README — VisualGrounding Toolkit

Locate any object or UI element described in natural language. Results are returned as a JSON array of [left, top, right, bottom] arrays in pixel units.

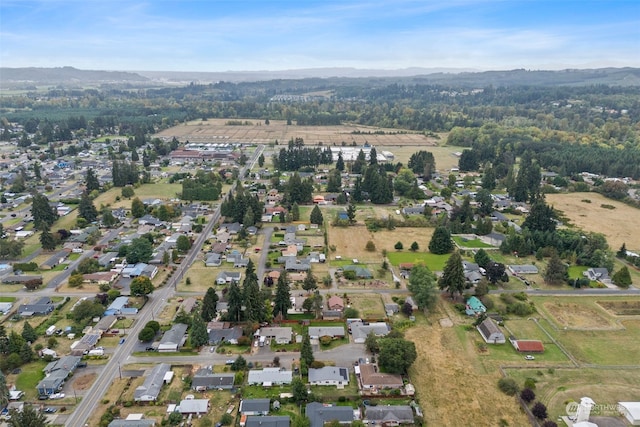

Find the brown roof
[[328, 296, 344, 309], [359, 364, 403, 388], [515, 340, 545, 353]]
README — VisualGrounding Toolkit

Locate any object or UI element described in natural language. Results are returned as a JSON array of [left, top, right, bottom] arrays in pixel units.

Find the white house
[[247, 368, 292, 386]]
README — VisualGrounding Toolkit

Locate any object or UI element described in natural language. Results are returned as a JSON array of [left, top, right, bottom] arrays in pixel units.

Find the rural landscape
[[0, 63, 639, 427]]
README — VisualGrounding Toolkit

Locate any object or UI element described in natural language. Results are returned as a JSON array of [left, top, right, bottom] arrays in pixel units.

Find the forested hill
[[2, 66, 640, 88], [0, 66, 149, 86]]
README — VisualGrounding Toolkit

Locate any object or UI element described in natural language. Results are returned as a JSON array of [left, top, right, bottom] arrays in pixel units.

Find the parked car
[[524, 355, 535, 360], [146, 347, 156, 352], [49, 393, 65, 400], [38, 395, 49, 400], [119, 338, 125, 345], [44, 407, 57, 413], [225, 359, 235, 365], [77, 362, 88, 368]]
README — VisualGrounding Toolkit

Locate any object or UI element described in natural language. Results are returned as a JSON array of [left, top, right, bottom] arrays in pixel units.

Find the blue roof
[[465, 296, 486, 316]]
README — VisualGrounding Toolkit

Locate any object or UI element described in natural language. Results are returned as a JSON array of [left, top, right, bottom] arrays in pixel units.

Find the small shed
[[477, 318, 505, 344]]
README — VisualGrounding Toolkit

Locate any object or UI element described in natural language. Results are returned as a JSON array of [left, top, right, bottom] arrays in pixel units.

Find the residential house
[[508, 265, 539, 275], [179, 297, 197, 314], [357, 364, 403, 392], [138, 214, 164, 227], [308, 367, 349, 386], [216, 271, 242, 285], [18, 296, 54, 317], [134, 364, 172, 402], [365, 406, 414, 426], [240, 398, 270, 415], [327, 296, 344, 311], [122, 263, 158, 279], [108, 419, 156, 427], [384, 303, 399, 316], [205, 253, 222, 267], [82, 271, 119, 286], [404, 296, 418, 311], [192, 368, 235, 391], [343, 265, 372, 279], [322, 310, 342, 320], [257, 327, 292, 344], [177, 398, 209, 415], [158, 323, 188, 352], [284, 258, 311, 272], [98, 252, 119, 267], [208, 326, 243, 345], [220, 222, 242, 235], [94, 315, 118, 333], [104, 296, 131, 316], [402, 206, 424, 215], [583, 268, 611, 284], [465, 296, 486, 316], [36, 355, 81, 395], [350, 322, 390, 344], [477, 318, 506, 344], [247, 368, 293, 386], [40, 249, 71, 270], [306, 402, 355, 427], [308, 326, 345, 340], [245, 416, 290, 427]]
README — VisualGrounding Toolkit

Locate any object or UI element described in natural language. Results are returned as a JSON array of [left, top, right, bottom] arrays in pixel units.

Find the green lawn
[[0, 296, 16, 302], [452, 236, 494, 248], [387, 252, 450, 271], [567, 265, 589, 279], [14, 360, 47, 399]]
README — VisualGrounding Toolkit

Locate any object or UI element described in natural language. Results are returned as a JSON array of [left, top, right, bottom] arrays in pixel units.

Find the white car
[[524, 355, 535, 360], [49, 393, 65, 399]]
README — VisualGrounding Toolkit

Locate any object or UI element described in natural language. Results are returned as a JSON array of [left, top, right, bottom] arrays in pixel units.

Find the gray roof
[[306, 402, 354, 427], [308, 366, 349, 383], [108, 420, 156, 427], [134, 363, 171, 401], [247, 368, 293, 385], [365, 406, 414, 423], [350, 322, 390, 341], [308, 326, 345, 338], [245, 416, 290, 427], [178, 398, 209, 414], [159, 323, 188, 347], [208, 326, 243, 345], [508, 264, 539, 274], [240, 398, 271, 414], [192, 368, 235, 390]]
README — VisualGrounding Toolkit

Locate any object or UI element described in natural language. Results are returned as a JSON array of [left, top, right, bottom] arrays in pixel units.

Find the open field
[[156, 119, 438, 147], [547, 192, 640, 250], [387, 251, 450, 271], [506, 367, 640, 420], [405, 305, 530, 427], [531, 296, 640, 365], [347, 293, 386, 319]]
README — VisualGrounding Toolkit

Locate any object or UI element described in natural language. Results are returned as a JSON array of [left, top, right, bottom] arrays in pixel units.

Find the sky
[[1, 0, 639, 72]]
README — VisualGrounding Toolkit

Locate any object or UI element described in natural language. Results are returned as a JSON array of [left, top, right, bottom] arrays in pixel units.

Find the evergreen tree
[[326, 169, 342, 193], [474, 249, 491, 268], [428, 227, 453, 254], [85, 167, 100, 192], [131, 149, 139, 162], [227, 281, 244, 322], [612, 266, 632, 288], [347, 203, 357, 224], [19, 342, 33, 363], [31, 194, 58, 230], [78, 191, 98, 223], [300, 333, 314, 366], [101, 209, 118, 228], [544, 249, 567, 285], [475, 188, 494, 216], [258, 153, 265, 167], [0, 371, 8, 409], [273, 272, 292, 319], [190, 311, 209, 348], [302, 270, 318, 292], [369, 147, 378, 165], [243, 260, 265, 323], [617, 243, 627, 258], [523, 198, 556, 232], [336, 152, 345, 172], [39, 225, 56, 251], [310, 205, 324, 225], [406, 264, 438, 312], [131, 197, 146, 218], [201, 287, 219, 322], [291, 203, 300, 221], [439, 251, 466, 297], [21, 322, 37, 343], [7, 403, 50, 427], [410, 241, 419, 252], [33, 162, 41, 181]]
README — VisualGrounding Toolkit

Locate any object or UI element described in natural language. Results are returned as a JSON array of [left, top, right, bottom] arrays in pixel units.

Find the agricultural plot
[[505, 367, 640, 421], [546, 192, 640, 250]]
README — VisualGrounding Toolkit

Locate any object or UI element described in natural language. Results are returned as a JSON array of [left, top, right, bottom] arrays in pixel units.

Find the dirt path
[[406, 302, 529, 427]]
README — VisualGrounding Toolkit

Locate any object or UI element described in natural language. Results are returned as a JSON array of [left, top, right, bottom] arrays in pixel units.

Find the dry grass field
[[405, 304, 530, 427], [156, 119, 438, 147], [546, 192, 640, 250], [347, 293, 386, 319], [542, 301, 619, 330]]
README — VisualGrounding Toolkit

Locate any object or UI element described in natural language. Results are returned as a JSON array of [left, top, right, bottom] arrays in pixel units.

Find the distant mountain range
[[2, 66, 640, 87]]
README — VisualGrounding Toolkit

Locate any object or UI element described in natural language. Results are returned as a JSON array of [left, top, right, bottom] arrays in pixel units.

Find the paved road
[[65, 145, 264, 427]]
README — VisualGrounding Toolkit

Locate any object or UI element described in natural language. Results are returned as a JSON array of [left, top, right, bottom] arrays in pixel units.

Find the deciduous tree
[[130, 276, 154, 296], [378, 338, 417, 374], [131, 197, 146, 218], [407, 264, 438, 312]]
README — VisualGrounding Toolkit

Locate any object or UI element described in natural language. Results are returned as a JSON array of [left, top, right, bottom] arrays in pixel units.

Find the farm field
[[546, 192, 640, 250], [405, 305, 530, 427], [506, 367, 640, 420], [156, 119, 439, 147], [387, 251, 450, 271], [531, 296, 640, 365]]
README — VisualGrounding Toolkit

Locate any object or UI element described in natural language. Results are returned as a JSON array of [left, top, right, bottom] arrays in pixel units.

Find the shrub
[[319, 336, 333, 346], [365, 241, 376, 252], [237, 335, 251, 346], [532, 402, 548, 420], [524, 378, 537, 390], [497, 378, 519, 396], [221, 413, 234, 425], [309, 361, 325, 369], [520, 388, 536, 403]]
